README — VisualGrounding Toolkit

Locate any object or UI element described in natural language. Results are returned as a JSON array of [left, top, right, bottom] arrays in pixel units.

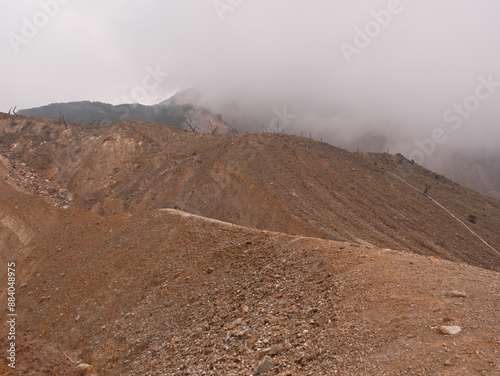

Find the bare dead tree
[[8, 107, 11, 115], [89, 115, 105, 126], [209, 120, 218, 135], [185, 115, 199, 133], [273, 120, 284, 135], [59, 111, 68, 130], [423, 184, 432, 196]]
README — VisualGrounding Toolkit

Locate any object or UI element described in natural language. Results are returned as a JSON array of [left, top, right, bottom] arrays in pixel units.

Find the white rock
[[76, 363, 95, 375], [439, 325, 462, 335], [447, 290, 467, 298]]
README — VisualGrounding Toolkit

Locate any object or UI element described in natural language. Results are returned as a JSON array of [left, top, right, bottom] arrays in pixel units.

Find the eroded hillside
[[0, 192, 498, 375], [0, 113, 498, 271]]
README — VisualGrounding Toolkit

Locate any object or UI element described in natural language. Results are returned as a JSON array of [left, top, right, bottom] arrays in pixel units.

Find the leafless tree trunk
[[209, 120, 218, 135], [89, 115, 104, 125], [185, 115, 199, 133], [59, 111, 68, 130]]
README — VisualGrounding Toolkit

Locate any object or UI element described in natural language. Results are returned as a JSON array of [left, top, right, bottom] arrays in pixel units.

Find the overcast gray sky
[[1, 0, 499, 157]]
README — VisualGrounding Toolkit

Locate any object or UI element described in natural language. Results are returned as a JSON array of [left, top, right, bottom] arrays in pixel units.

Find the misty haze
[[1, 1, 499, 375], [3, 0, 500, 198]]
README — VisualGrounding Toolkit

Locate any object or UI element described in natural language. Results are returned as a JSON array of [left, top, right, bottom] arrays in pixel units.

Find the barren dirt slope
[[0, 192, 498, 375], [1, 114, 498, 271]]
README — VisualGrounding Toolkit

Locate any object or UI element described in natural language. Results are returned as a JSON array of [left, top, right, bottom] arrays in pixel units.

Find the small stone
[[439, 325, 462, 335], [259, 344, 283, 357], [447, 290, 467, 298], [76, 363, 95, 375], [269, 344, 283, 355], [253, 356, 275, 375], [232, 328, 248, 337], [227, 318, 242, 330]]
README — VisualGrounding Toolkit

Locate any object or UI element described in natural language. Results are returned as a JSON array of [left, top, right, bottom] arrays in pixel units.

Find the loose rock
[[76, 363, 95, 375], [260, 344, 284, 357], [438, 325, 462, 335], [447, 290, 467, 298], [253, 356, 275, 375]]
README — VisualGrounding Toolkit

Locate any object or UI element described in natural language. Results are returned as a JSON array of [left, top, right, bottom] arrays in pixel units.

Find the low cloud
[[1, 0, 499, 159]]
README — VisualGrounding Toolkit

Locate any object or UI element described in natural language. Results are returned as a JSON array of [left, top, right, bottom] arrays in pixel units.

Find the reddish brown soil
[[0, 192, 498, 375], [0, 114, 498, 375], [0, 114, 498, 271]]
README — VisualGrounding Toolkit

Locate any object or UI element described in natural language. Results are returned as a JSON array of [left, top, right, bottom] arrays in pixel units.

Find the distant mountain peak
[[18, 93, 234, 135]]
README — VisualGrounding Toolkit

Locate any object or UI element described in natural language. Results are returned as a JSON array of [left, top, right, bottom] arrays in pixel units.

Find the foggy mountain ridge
[[17, 89, 500, 201], [18, 96, 233, 135], [4, 2, 499, 177], [19, 100, 190, 127]]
